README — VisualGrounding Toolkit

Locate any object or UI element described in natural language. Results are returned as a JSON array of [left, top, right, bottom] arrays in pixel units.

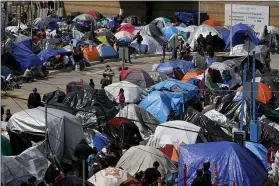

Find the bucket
[[75, 64, 80, 71]]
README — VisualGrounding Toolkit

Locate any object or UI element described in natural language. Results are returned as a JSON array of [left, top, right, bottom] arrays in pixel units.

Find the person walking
[[89, 79, 95, 89], [179, 38, 185, 59], [191, 169, 207, 186], [27, 88, 42, 109], [103, 65, 115, 84], [5, 109, 12, 122], [141, 161, 161, 186], [160, 43, 167, 63], [118, 88, 125, 109], [205, 32, 213, 52]]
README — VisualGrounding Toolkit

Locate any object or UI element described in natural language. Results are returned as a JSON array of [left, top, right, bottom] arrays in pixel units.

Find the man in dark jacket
[[27, 88, 42, 109], [191, 169, 207, 186], [1, 106, 4, 121], [197, 34, 206, 48], [203, 162, 213, 186], [141, 161, 161, 186], [134, 32, 143, 55], [206, 32, 213, 52]]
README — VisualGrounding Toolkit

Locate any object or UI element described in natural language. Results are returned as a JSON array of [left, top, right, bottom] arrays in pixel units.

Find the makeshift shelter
[[178, 142, 267, 186], [1, 66, 11, 79], [225, 23, 260, 50], [105, 20, 120, 29], [88, 167, 139, 186], [96, 44, 118, 59], [181, 69, 202, 82], [37, 17, 59, 31], [116, 104, 160, 139], [244, 141, 269, 169], [122, 15, 141, 25], [116, 145, 177, 176], [151, 17, 172, 29], [66, 81, 91, 94], [260, 117, 279, 148], [117, 23, 135, 34], [7, 108, 84, 163], [140, 24, 166, 45], [81, 45, 100, 61], [155, 60, 193, 75], [160, 144, 179, 163], [87, 10, 103, 21], [37, 48, 69, 62], [148, 71, 169, 83], [104, 81, 143, 103], [43, 90, 66, 104], [202, 19, 222, 27], [147, 120, 204, 149], [123, 69, 155, 89], [130, 35, 163, 54], [73, 13, 96, 24], [84, 129, 110, 152], [114, 31, 133, 42], [1, 145, 50, 186], [162, 26, 182, 41]]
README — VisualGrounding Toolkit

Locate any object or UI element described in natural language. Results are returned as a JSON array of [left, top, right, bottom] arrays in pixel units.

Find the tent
[[140, 24, 166, 45], [202, 19, 222, 27], [117, 23, 135, 34], [123, 69, 155, 89], [96, 44, 118, 59], [84, 129, 110, 152], [73, 13, 96, 23], [160, 144, 179, 162], [244, 141, 269, 169], [116, 145, 177, 176], [225, 23, 260, 50], [37, 48, 69, 62], [104, 81, 143, 104], [116, 104, 160, 139], [151, 17, 172, 29], [155, 60, 193, 75], [7, 108, 85, 163], [181, 69, 202, 82], [130, 35, 163, 54], [1, 144, 50, 186], [148, 71, 169, 84], [81, 45, 100, 61], [146, 120, 202, 149], [87, 10, 103, 21], [122, 15, 141, 25], [37, 17, 59, 31], [114, 31, 133, 42], [162, 26, 182, 41], [9, 36, 43, 70], [139, 91, 186, 123], [178, 142, 267, 186], [151, 78, 199, 101]]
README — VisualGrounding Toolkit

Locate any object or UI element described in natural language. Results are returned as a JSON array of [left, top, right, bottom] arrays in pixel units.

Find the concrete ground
[[1, 54, 279, 114]]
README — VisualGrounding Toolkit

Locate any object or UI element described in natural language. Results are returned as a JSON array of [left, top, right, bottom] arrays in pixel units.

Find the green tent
[[1, 135, 12, 156]]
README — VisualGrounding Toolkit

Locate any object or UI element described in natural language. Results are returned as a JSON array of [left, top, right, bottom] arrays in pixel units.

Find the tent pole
[[198, 0, 200, 26], [83, 159, 86, 186], [230, 3, 233, 50], [18, 2, 22, 35], [30, 1, 33, 51], [240, 63, 247, 131]]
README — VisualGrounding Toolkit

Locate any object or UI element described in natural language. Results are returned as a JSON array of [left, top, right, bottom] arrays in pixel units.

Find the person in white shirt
[[23, 67, 33, 82], [46, 29, 52, 40], [273, 149, 279, 186]]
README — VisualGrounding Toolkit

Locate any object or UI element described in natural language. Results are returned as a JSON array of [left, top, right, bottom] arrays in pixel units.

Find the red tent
[[117, 24, 135, 34], [120, 69, 133, 80]]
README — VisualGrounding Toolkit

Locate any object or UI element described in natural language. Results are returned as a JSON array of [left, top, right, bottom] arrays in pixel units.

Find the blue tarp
[[72, 39, 89, 47], [162, 26, 181, 41], [106, 20, 120, 29], [88, 133, 110, 152], [178, 141, 268, 186], [37, 48, 69, 62], [130, 43, 148, 53], [225, 24, 260, 50], [38, 19, 59, 31], [1, 66, 11, 79], [98, 45, 118, 58], [10, 40, 43, 70], [155, 60, 193, 74], [205, 56, 217, 66], [139, 90, 185, 123], [117, 37, 132, 43], [151, 78, 199, 101], [174, 12, 208, 25], [244, 141, 269, 169]]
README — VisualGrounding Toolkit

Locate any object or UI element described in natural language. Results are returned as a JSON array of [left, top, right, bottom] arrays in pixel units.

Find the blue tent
[[38, 17, 59, 31], [139, 90, 185, 123], [37, 48, 69, 62], [155, 60, 193, 74], [88, 133, 110, 152], [225, 24, 260, 50], [244, 141, 269, 169], [10, 39, 43, 70], [72, 39, 89, 48], [162, 26, 181, 41], [1, 66, 11, 79], [97, 44, 118, 59], [178, 141, 267, 186], [151, 78, 199, 101], [205, 56, 217, 66]]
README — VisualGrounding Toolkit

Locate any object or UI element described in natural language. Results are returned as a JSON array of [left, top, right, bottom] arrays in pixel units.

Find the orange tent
[[202, 19, 222, 27], [181, 69, 203, 82], [81, 46, 99, 61], [160, 144, 179, 162], [237, 82, 273, 104]]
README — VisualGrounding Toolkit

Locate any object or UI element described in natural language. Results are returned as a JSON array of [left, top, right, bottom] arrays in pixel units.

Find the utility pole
[[198, 0, 201, 26], [230, 3, 233, 50], [18, 1, 22, 35], [240, 63, 247, 131], [30, 1, 33, 51]]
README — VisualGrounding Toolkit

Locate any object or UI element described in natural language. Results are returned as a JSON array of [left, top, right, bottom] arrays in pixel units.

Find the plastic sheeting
[[244, 141, 269, 169], [259, 117, 279, 148], [151, 17, 172, 29], [84, 129, 110, 152], [104, 81, 143, 104], [178, 142, 267, 186], [116, 104, 160, 139], [130, 35, 163, 54], [204, 109, 229, 128], [1, 144, 50, 186], [155, 60, 193, 74], [37, 48, 69, 62], [43, 90, 66, 104], [116, 145, 177, 176], [140, 24, 166, 46], [162, 26, 182, 41], [147, 120, 201, 149], [7, 108, 84, 163], [96, 44, 118, 59]]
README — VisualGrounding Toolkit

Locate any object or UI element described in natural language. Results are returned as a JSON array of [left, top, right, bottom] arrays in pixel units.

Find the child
[[89, 79, 95, 89], [118, 88, 125, 109], [100, 74, 109, 88]]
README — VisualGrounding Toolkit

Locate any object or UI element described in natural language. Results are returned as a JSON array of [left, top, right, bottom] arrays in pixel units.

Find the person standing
[[27, 88, 42, 109], [134, 32, 143, 55], [100, 74, 109, 88], [103, 65, 115, 84], [118, 88, 125, 109], [273, 149, 279, 186], [206, 32, 213, 52], [244, 30, 250, 43], [1, 106, 4, 121], [160, 43, 167, 63], [203, 162, 213, 186], [89, 79, 95, 89], [191, 169, 207, 186], [179, 38, 185, 59], [141, 161, 161, 186], [5, 109, 12, 122]]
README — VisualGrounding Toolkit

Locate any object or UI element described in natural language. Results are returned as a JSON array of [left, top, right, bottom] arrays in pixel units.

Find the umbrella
[[73, 14, 96, 23], [236, 82, 273, 104], [117, 24, 135, 34], [88, 167, 139, 186]]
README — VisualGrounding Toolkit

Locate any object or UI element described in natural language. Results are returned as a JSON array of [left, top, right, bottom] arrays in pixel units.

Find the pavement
[[1, 54, 279, 114]]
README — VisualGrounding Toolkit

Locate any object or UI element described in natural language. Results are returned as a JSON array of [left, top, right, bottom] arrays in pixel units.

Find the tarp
[[151, 78, 199, 101], [1, 144, 50, 186], [225, 24, 260, 50], [260, 117, 279, 148], [104, 81, 143, 104], [155, 60, 193, 74], [116, 145, 177, 176], [116, 104, 160, 139], [1, 135, 12, 156], [202, 19, 222, 27], [174, 12, 208, 25], [151, 17, 172, 29], [114, 31, 133, 42], [140, 24, 166, 45], [84, 129, 110, 152], [7, 108, 84, 163], [130, 35, 163, 54], [178, 141, 267, 186], [124, 69, 155, 89], [37, 48, 69, 62], [96, 44, 118, 59], [139, 91, 185, 123], [162, 26, 182, 41], [38, 17, 59, 31], [147, 120, 201, 149], [244, 141, 269, 169], [148, 71, 169, 84]]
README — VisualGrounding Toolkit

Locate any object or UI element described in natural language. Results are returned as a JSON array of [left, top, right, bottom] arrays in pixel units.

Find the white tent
[[116, 145, 177, 176], [7, 108, 84, 163], [116, 104, 160, 139], [146, 120, 202, 149], [131, 35, 163, 54], [189, 25, 221, 49], [73, 13, 96, 23], [104, 81, 143, 104]]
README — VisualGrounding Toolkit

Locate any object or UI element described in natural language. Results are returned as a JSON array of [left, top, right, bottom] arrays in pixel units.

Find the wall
[[200, 1, 279, 27]]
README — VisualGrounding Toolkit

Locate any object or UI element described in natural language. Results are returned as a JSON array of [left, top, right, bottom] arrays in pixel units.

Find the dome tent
[[130, 35, 163, 54], [96, 44, 118, 59]]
